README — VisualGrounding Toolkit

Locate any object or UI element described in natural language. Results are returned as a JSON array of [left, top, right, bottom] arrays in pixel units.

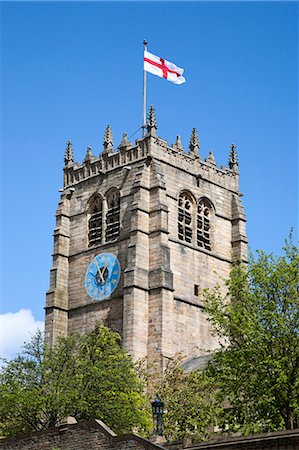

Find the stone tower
[[45, 108, 247, 369]]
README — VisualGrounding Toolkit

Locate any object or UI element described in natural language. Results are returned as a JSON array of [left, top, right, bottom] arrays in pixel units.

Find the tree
[[148, 238, 299, 442], [0, 325, 151, 438], [203, 238, 299, 434], [148, 356, 222, 442]]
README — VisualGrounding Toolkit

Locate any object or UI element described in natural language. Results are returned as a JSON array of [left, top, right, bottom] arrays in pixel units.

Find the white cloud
[[0, 309, 44, 362]]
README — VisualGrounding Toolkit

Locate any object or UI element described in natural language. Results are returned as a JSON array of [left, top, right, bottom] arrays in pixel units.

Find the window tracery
[[106, 190, 120, 242], [88, 196, 103, 247], [197, 198, 212, 251], [178, 192, 193, 243]]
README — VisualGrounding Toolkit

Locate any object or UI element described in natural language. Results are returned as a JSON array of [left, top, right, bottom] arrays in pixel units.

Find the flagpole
[[142, 39, 147, 137]]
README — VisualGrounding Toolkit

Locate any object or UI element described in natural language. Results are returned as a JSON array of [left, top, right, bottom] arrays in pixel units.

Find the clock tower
[[45, 107, 247, 369]]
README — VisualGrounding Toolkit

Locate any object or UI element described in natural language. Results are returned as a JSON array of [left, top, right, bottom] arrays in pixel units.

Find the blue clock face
[[85, 253, 121, 301]]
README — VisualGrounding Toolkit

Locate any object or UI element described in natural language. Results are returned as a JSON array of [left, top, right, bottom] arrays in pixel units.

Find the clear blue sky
[[1, 2, 298, 339]]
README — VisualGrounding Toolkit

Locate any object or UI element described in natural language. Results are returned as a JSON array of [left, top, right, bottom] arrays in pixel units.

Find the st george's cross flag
[[144, 50, 186, 85]]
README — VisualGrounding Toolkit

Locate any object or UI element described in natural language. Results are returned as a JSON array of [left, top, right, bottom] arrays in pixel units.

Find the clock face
[[85, 253, 121, 301]]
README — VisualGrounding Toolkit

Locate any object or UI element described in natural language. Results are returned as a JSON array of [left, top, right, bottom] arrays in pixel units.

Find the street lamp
[[152, 395, 164, 436]]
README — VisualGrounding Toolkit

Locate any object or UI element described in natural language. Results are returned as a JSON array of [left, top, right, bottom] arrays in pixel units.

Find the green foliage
[[149, 356, 222, 442], [203, 237, 299, 434], [0, 325, 151, 438], [149, 237, 299, 442], [1, 239, 297, 441]]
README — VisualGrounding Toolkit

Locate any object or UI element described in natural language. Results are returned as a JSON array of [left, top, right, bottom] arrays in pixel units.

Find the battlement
[[63, 123, 239, 193], [63, 142, 147, 187]]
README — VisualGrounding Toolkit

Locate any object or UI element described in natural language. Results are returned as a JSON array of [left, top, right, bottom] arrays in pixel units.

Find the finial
[[173, 135, 184, 153], [228, 143, 238, 171], [64, 140, 74, 166], [147, 106, 157, 135], [118, 132, 131, 149], [84, 146, 93, 162], [189, 128, 200, 157], [206, 149, 217, 166], [103, 125, 114, 153]]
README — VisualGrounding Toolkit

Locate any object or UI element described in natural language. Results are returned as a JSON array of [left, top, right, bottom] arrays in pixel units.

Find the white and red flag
[[144, 50, 186, 85]]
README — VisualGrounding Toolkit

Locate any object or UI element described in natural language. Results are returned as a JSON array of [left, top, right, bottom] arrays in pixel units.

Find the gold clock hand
[[99, 261, 109, 282], [94, 257, 105, 284]]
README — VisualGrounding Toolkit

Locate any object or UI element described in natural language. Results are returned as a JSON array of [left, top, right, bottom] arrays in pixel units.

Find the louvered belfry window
[[106, 190, 120, 242], [88, 197, 103, 246], [197, 198, 212, 251], [178, 192, 193, 243]]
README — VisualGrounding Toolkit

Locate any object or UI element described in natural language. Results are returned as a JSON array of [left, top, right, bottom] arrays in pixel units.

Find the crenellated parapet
[[63, 144, 147, 187], [149, 135, 240, 192], [63, 106, 240, 193]]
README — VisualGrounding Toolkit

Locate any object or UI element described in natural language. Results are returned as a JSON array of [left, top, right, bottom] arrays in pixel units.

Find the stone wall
[[0, 419, 164, 450], [2, 421, 298, 450], [164, 429, 299, 450]]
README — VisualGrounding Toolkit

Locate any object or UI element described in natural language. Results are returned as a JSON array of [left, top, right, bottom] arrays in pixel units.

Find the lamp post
[[152, 395, 164, 436]]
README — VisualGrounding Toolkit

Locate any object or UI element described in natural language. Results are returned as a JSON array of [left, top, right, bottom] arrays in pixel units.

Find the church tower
[[45, 107, 247, 369]]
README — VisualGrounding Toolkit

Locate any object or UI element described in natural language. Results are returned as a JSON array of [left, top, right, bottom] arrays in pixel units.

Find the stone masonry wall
[[2, 422, 298, 450], [164, 429, 299, 450], [147, 141, 240, 362], [0, 420, 164, 450], [45, 121, 248, 367]]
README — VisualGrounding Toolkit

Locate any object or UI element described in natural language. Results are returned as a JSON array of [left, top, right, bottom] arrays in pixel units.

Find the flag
[[144, 50, 186, 85]]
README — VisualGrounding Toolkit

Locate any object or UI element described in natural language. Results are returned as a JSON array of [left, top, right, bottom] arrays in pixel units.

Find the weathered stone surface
[[45, 123, 248, 369], [0, 419, 164, 450], [2, 420, 298, 450], [164, 428, 299, 450]]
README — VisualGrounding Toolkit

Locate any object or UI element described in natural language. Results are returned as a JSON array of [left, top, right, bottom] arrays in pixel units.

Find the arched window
[[106, 190, 120, 242], [88, 196, 103, 247], [178, 192, 193, 243], [197, 198, 213, 251]]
